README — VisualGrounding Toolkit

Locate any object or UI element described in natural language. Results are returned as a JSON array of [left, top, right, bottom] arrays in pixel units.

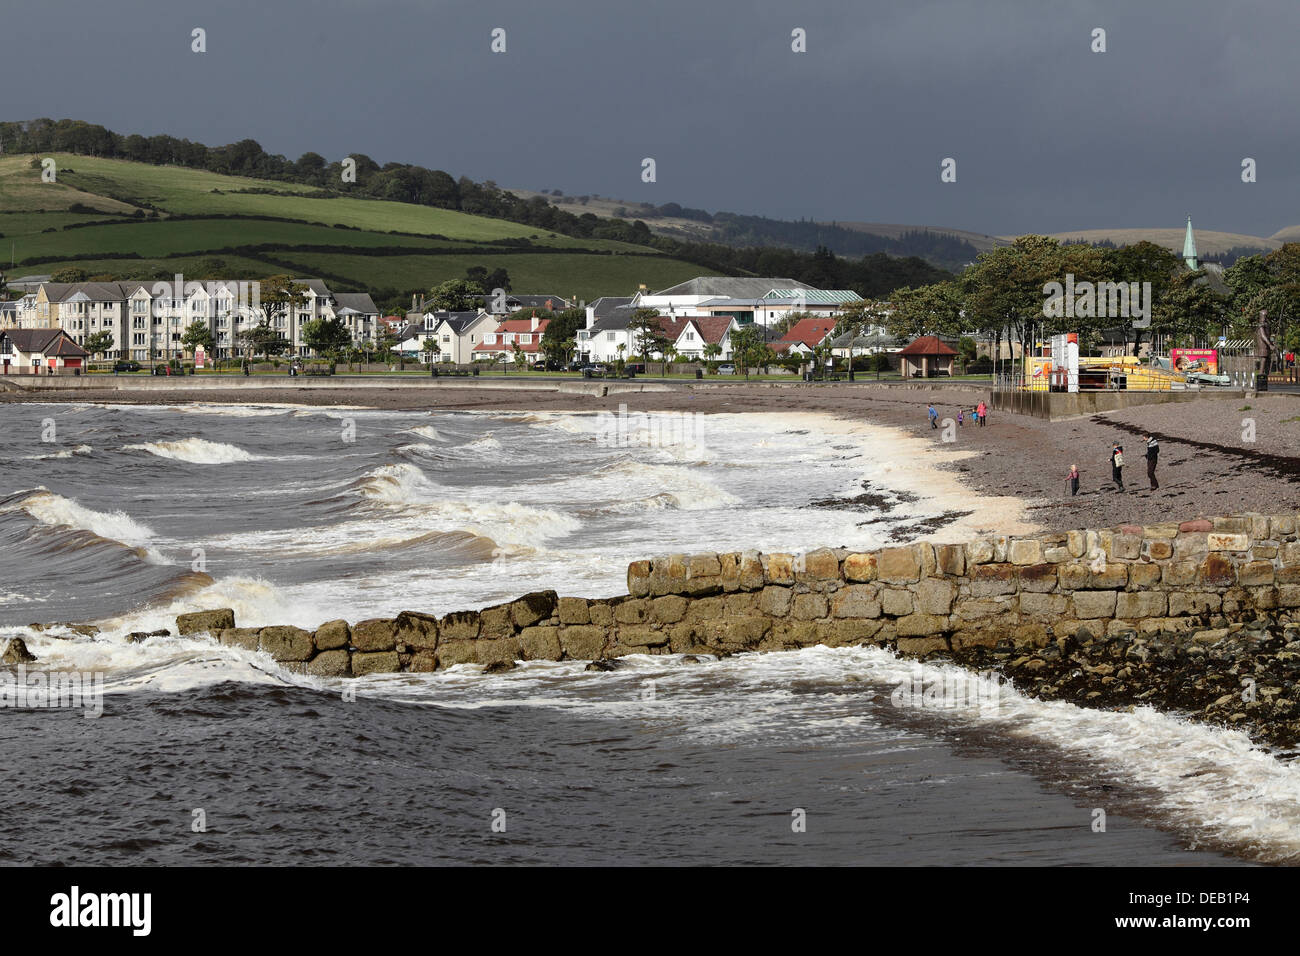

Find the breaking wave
[[25, 444, 93, 461], [1, 489, 164, 562], [124, 437, 257, 464]]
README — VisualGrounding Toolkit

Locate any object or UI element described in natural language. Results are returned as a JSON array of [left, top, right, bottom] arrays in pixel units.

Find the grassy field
[[265, 251, 705, 300], [0, 154, 712, 298]]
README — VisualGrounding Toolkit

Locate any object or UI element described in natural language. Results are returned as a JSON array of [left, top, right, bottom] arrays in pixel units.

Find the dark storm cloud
[[3, 0, 1295, 238]]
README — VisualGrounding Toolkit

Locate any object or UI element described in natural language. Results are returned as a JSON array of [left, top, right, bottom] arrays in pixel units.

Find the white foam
[[124, 437, 258, 464], [4, 489, 159, 553], [24, 444, 92, 460], [407, 424, 445, 441]]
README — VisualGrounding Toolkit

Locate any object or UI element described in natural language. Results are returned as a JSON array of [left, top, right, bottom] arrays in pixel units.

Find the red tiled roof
[[898, 335, 958, 356], [472, 317, 550, 352], [779, 318, 837, 348], [484, 317, 551, 335], [655, 316, 691, 341]]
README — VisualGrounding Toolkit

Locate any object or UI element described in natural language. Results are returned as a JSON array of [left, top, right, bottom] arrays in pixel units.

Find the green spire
[[1183, 215, 1198, 270]]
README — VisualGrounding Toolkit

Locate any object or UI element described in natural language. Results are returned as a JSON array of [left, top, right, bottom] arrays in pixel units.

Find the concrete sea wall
[[177, 511, 1300, 677], [989, 387, 1245, 420]]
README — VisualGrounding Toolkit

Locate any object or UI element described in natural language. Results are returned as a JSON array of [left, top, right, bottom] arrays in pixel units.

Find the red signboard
[[1171, 348, 1218, 374]]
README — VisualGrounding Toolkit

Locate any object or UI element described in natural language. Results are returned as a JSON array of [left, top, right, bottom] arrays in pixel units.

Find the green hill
[[0, 154, 704, 302]]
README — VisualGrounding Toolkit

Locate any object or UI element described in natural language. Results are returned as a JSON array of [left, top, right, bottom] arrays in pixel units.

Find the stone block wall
[[175, 512, 1300, 676]]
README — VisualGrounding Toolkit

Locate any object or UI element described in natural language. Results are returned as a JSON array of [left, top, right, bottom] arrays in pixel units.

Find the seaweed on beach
[[807, 480, 919, 513], [883, 510, 975, 541]]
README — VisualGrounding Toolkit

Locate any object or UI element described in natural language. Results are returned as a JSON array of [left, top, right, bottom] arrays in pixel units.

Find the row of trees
[[828, 236, 1300, 367]]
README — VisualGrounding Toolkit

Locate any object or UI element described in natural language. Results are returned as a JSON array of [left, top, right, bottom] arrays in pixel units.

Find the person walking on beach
[[976, 400, 987, 427], [957, 408, 964, 427], [1144, 434, 1160, 490], [1111, 444, 1125, 492], [928, 404, 938, 429], [1067, 463, 1080, 496]]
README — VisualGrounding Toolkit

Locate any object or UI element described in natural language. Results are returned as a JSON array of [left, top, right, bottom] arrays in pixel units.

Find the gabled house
[[578, 299, 639, 363], [671, 315, 738, 360], [472, 314, 552, 361], [332, 292, 381, 349], [422, 310, 497, 363], [1, 328, 90, 375], [774, 318, 838, 356]]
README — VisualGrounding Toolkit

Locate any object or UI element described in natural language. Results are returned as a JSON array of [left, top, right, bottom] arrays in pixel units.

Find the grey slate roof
[[588, 296, 634, 321], [333, 292, 379, 314], [291, 278, 333, 298], [473, 293, 571, 310], [587, 306, 639, 333], [651, 277, 812, 297], [425, 310, 487, 333]]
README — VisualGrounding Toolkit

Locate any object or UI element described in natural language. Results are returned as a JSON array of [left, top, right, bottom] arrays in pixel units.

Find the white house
[[664, 315, 737, 360], [422, 310, 497, 363], [0, 328, 90, 375]]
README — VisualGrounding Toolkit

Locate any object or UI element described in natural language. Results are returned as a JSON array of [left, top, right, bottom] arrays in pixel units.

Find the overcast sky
[[5, 0, 1295, 239]]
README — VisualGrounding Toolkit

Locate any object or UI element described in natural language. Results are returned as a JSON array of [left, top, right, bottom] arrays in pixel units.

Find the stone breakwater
[[161, 512, 1300, 748]]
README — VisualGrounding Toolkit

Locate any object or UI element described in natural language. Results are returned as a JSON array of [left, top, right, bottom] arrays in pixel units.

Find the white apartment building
[[7, 278, 379, 361]]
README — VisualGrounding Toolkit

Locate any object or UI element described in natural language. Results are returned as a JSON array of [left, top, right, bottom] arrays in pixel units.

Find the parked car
[[717, 364, 736, 375], [625, 362, 647, 374], [113, 361, 142, 372], [581, 363, 610, 375]]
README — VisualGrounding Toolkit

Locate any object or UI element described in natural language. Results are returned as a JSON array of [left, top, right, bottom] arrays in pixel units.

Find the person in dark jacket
[[1111, 444, 1125, 492], [1144, 435, 1159, 490]]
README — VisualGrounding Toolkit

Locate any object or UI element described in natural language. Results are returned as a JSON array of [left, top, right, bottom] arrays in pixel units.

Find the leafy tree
[[466, 266, 512, 294], [180, 320, 214, 356], [257, 275, 308, 328], [702, 342, 722, 369], [540, 307, 585, 356], [377, 328, 401, 365], [1100, 241, 1181, 355], [957, 335, 978, 371], [1154, 270, 1229, 346], [51, 267, 89, 283], [628, 308, 668, 361], [236, 322, 289, 360], [730, 324, 768, 378], [302, 316, 352, 357], [82, 330, 115, 358], [886, 281, 963, 340], [429, 278, 482, 312]]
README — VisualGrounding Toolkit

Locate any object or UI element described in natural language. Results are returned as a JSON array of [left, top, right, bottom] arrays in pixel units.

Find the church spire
[[1183, 215, 1199, 270]]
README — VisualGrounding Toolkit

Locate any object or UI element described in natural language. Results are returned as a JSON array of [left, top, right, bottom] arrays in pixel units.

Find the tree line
[[831, 236, 1300, 367]]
